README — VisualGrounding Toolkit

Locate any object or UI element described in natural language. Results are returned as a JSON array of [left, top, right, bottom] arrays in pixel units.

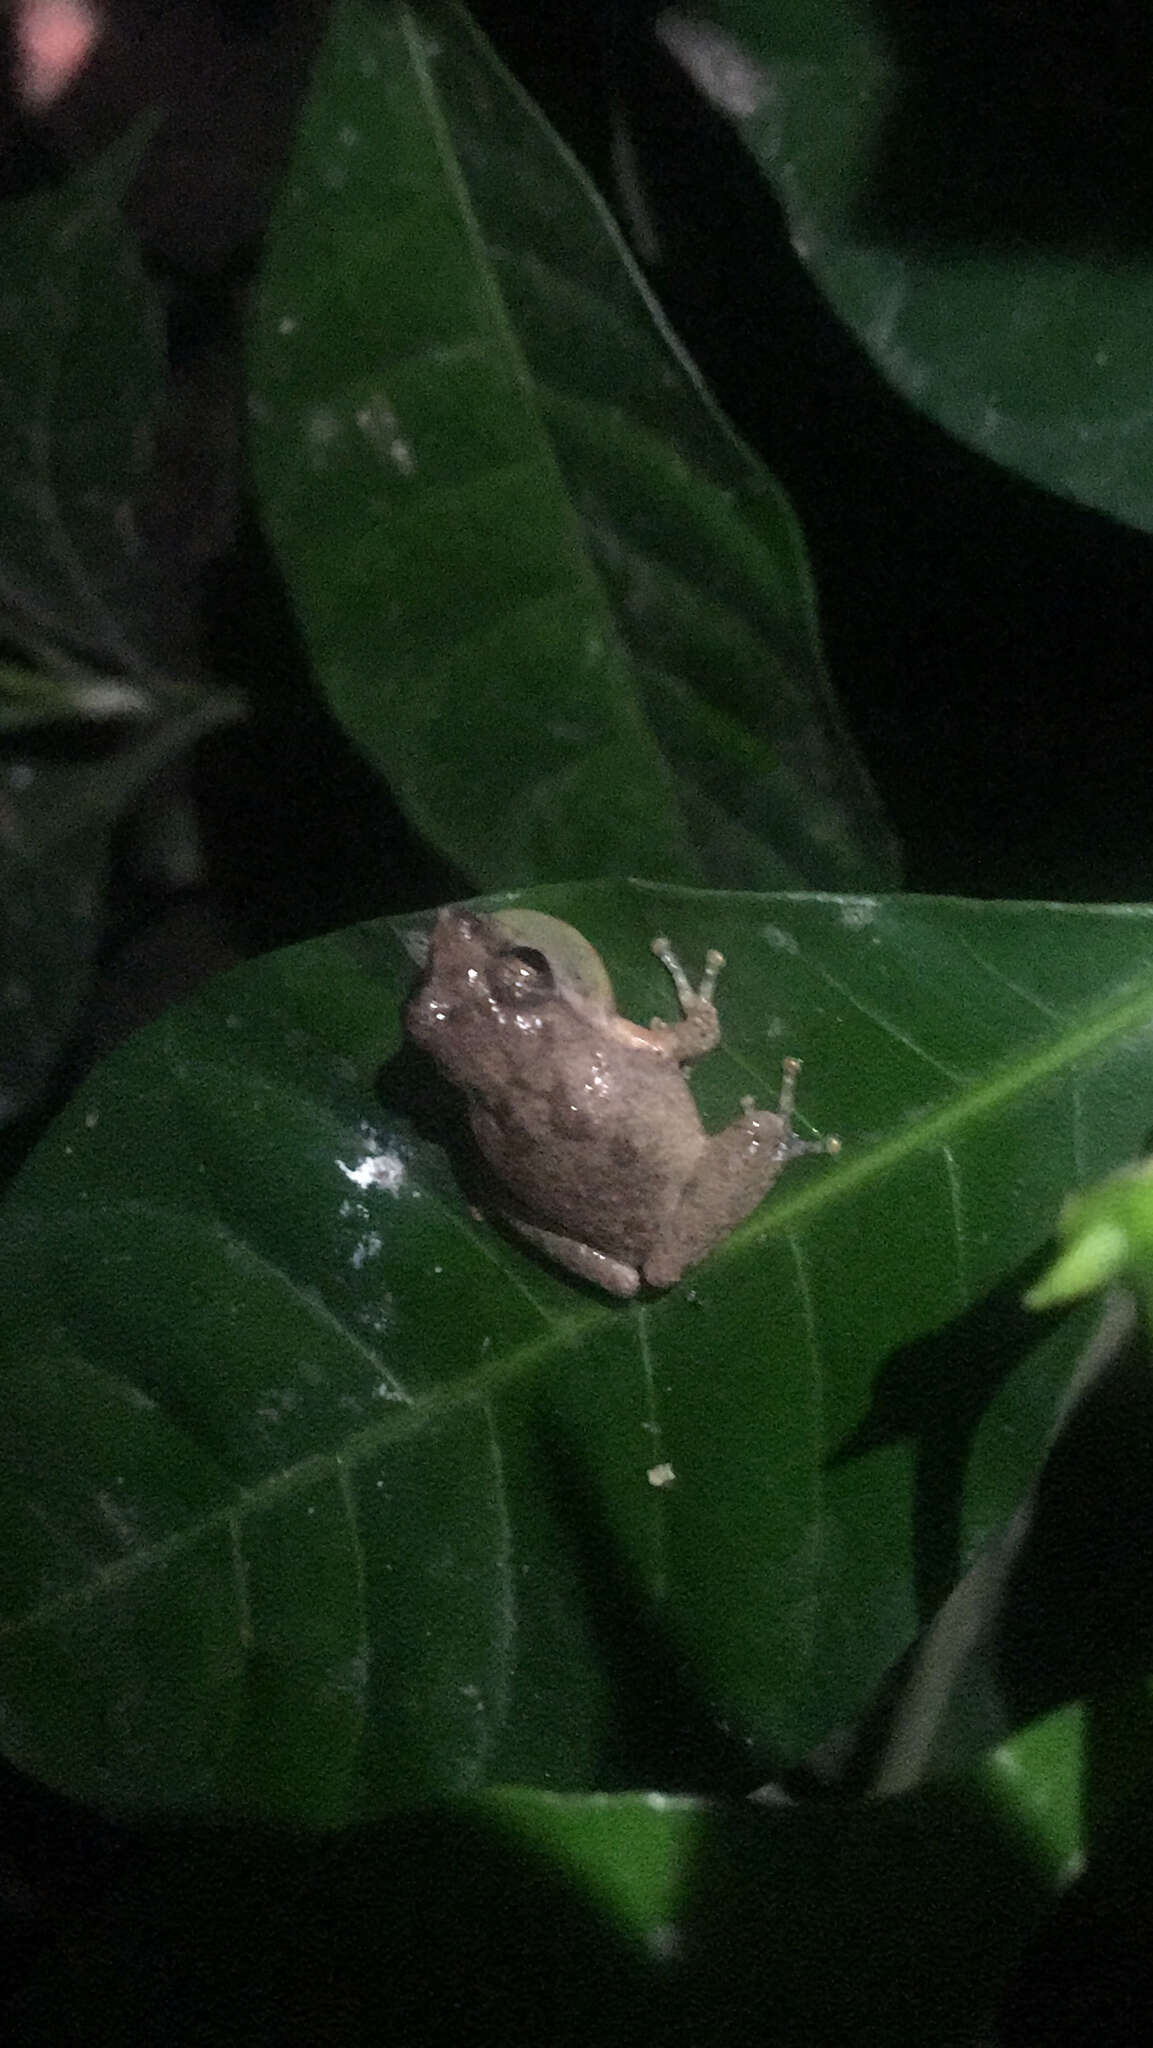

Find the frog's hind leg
[[503, 1215, 641, 1298], [642, 1060, 839, 1291]]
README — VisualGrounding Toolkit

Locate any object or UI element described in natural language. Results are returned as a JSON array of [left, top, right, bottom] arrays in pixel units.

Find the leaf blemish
[[839, 899, 877, 930], [336, 1140, 407, 1194]]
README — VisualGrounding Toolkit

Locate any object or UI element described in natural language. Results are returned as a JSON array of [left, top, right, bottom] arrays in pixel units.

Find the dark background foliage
[[9, 0, 1153, 980]]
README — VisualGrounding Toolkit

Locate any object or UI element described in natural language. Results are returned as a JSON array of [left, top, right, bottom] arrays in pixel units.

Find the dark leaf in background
[[658, 2, 1153, 532], [0, 122, 244, 1128], [0, 122, 168, 668], [0, 672, 241, 1129], [250, 0, 896, 893]]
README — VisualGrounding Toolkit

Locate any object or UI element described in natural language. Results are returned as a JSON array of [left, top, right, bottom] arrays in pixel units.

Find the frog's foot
[[741, 1058, 841, 1159], [649, 936, 723, 1058], [504, 1214, 641, 1298]]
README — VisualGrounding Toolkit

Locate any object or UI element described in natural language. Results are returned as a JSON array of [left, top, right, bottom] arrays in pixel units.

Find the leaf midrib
[[737, 965, 1153, 1248]]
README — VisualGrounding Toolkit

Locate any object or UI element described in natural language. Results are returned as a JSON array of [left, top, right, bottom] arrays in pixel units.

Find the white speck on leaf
[[308, 408, 343, 464], [354, 394, 416, 474], [356, 1301, 393, 1338], [839, 898, 877, 930], [337, 1143, 406, 1194], [94, 1490, 140, 1547]]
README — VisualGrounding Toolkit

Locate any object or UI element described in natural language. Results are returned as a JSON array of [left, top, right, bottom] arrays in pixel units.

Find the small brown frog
[[406, 907, 838, 1298]]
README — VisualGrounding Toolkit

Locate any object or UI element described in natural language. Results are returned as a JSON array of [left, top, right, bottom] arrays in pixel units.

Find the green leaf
[[0, 124, 168, 666], [1026, 1159, 1153, 1316], [966, 1679, 1153, 1883], [3, 883, 1153, 1822], [980, 1704, 1088, 1880], [249, 0, 895, 892], [980, 1680, 1153, 1881], [477, 1788, 698, 1949], [657, 4, 1153, 530]]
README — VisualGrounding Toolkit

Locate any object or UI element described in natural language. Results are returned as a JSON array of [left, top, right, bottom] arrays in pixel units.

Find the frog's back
[[470, 1032, 704, 1266]]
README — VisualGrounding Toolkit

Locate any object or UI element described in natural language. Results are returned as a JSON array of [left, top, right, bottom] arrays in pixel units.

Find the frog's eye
[[490, 945, 556, 1005], [486, 910, 614, 1009]]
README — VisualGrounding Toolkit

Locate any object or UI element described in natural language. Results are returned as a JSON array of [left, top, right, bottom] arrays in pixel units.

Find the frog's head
[[411, 905, 615, 1021]]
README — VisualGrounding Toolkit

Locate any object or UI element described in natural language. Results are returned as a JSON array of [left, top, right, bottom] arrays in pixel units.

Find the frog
[[405, 906, 839, 1298]]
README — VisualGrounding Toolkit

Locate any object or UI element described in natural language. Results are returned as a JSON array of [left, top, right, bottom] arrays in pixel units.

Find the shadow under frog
[[404, 907, 838, 1299]]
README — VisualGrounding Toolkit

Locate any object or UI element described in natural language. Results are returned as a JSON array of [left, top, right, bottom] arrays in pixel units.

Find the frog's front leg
[[646, 935, 724, 1061], [504, 1215, 642, 1298], [642, 1058, 839, 1290]]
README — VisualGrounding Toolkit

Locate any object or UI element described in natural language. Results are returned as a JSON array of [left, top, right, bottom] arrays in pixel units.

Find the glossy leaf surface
[[250, 0, 895, 891], [658, 3, 1153, 530], [3, 882, 1153, 1820]]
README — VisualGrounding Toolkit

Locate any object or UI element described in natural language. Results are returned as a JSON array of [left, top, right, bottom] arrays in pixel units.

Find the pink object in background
[[15, 0, 101, 107]]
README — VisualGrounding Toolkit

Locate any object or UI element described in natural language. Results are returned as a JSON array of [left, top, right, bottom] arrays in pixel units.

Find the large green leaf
[[3, 882, 1153, 1822], [657, 4, 1153, 530], [0, 125, 167, 666], [249, 0, 895, 892]]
